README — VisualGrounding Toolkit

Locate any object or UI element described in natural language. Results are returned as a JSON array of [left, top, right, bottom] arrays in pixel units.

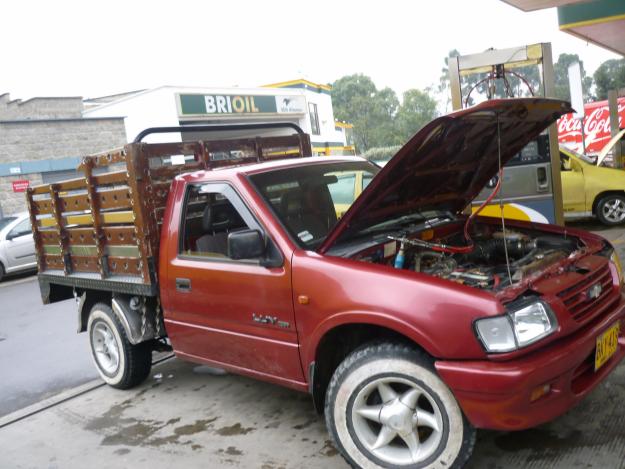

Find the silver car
[[0, 212, 37, 281]]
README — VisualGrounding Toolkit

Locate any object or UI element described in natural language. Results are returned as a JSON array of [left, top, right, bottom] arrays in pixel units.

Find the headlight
[[475, 301, 558, 353], [610, 251, 623, 285]]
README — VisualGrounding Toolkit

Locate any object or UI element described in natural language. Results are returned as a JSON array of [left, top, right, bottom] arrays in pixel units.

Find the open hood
[[596, 128, 625, 166], [319, 98, 573, 253]]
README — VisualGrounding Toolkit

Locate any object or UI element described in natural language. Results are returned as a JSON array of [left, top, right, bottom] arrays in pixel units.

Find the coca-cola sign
[[558, 97, 625, 154]]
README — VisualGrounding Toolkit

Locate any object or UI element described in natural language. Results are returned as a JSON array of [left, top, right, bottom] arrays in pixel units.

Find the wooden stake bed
[[27, 132, 311, 298]]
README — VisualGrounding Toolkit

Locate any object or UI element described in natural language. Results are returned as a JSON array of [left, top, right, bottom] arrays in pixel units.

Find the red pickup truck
[[28, 99, 625, 468]]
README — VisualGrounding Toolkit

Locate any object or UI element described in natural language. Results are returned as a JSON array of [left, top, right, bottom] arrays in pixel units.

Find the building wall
[[0, 119, 126, 163], [0, 94, 83, 120], [0, 173, 42, 217], [83, 87, 182, 143], [0, 94, 127, 215]]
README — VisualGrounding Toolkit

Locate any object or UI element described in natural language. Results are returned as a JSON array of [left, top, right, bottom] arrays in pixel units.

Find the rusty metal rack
[[27, 125, 311, 298]]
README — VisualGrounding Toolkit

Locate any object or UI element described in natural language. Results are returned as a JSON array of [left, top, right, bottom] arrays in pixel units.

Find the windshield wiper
[[357, 213, 427, 235]]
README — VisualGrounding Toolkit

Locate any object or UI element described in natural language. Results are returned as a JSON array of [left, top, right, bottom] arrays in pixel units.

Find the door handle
[[536, 166, 549, 192], [176, 278, 191, 292]]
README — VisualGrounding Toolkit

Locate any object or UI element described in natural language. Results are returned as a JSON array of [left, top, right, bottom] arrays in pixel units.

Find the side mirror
[[228, 229, 265, 260], [562, 158, 571, 171]]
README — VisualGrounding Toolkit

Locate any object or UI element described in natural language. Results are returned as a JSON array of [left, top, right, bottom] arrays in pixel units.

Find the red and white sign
[[12, 180, 30, 192], [558, 97, 625, 154]]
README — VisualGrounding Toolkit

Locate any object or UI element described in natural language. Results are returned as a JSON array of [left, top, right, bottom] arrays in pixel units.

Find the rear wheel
[[87, 302, 152, 389], [0, 263, 4, 282], [325, 343, 475, 468], [596, 194, 625, 225]]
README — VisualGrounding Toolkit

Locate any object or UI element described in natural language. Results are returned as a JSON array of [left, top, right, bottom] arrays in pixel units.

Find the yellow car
[[561, 142, 625, 225], [328, 170, 374, 218]]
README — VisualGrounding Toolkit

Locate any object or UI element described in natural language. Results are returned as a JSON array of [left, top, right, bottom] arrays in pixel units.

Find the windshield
[[0, 217, 17, 231], [249, 161, 379, 248]]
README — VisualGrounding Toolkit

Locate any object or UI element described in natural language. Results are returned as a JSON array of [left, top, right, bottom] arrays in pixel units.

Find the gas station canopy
[[502, 0, 625, 56]]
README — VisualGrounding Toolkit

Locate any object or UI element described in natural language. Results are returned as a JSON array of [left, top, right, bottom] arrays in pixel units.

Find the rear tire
[[325, 342, 475, 468], [87, 302, 152, 389], [596, 194, 625, 226], [0, 263, 4, 282]]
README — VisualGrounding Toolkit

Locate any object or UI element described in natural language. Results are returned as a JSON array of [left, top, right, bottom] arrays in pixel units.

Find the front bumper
[[435, 295, 625, 431]]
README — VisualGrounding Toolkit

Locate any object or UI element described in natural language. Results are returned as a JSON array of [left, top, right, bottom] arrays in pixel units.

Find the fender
[[111, 295, 158, 345], [77, 292, 159, 345], [302, 310, 443, 370]]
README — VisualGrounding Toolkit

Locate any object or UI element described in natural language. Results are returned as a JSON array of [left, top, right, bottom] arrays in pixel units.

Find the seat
[[280, 190, 330, 242], [195, 204, 229, 256]]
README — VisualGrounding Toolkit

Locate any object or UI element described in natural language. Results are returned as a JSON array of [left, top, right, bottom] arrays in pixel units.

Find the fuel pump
[[448, 43, 564, 225]]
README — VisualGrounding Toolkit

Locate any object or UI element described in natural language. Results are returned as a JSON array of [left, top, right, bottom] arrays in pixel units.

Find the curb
[[0, 354, 174, 429]]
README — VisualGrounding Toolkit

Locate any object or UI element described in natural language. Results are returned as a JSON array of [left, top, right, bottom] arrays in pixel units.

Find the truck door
[[165, 183, 304, 384], [4, 218, 36, 270]]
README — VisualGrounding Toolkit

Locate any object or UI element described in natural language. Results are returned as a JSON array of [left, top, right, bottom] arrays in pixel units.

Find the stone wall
[[0, 118, 127, 162], [0, 93, 127, 215], [0, 94, 83, 120], [0, 173, 42, 216]]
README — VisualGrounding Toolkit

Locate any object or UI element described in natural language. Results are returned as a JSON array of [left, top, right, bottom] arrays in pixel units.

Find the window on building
[[309, 103, 320, 136]]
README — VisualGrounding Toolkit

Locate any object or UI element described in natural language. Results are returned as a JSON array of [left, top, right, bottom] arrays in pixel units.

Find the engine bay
[[354, 223, 581, 291]]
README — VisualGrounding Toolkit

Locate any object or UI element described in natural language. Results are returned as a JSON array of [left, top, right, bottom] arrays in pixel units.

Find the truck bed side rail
[[27, 128, 311, 295]]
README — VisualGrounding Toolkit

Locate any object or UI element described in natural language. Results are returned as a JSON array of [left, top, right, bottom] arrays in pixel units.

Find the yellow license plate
[[595, 322, 620, 371]]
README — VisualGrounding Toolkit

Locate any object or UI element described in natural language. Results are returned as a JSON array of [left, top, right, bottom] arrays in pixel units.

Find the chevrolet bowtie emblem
[[587, 283, 602, 300]]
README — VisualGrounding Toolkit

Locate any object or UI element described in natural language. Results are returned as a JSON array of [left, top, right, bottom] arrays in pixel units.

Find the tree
[[331, 74, 398, 151], [594, 58, 625, 100], [395, 89, 439, 142], [332, 74, 439, 152], [552, 53, 593, 102]]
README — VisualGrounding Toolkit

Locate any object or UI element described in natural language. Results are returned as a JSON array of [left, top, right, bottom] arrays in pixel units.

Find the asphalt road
[[0, 273, 98, 417]]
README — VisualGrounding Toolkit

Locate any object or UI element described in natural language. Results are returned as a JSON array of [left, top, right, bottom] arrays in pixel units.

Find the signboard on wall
[[12, 180, 29, 192], [558, 97, 625, 154], [177, 93, 306, 117]]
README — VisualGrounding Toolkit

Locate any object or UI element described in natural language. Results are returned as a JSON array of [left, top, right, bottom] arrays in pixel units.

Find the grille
[[557, 263, 614, 322]]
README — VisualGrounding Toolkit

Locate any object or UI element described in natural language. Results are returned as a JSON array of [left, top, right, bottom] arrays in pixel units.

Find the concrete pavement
[[1, 357, 625, 469]]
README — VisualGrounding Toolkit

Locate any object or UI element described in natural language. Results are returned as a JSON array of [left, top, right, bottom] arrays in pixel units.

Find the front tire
[[325, 343, 475, 469], [87, 302, 152, 389], [596, 194, 625, 226]]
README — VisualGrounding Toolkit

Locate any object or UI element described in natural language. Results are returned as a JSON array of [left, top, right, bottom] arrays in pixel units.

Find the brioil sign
[[178, 93, 306, 116]]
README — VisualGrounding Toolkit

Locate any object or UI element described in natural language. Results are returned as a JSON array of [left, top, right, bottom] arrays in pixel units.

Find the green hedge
[[363, 145, 401, 162]]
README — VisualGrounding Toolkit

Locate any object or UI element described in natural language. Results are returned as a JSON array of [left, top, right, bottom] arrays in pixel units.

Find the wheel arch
[[592, 190, 625, 215], [77, 289, 112, 333], [80, 292, 161, 345], [308, 318, 437, 413]]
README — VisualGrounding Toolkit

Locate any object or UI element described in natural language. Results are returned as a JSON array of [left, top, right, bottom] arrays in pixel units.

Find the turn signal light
[[530, 383, 551, 402]]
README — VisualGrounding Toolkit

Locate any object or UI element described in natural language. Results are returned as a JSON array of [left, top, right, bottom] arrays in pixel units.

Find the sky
[[1, 0, 620, 102]]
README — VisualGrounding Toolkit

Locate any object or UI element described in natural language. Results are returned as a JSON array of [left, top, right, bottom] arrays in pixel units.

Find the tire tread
[[89, 302, 152, 389], [324, 341, 475, 469]]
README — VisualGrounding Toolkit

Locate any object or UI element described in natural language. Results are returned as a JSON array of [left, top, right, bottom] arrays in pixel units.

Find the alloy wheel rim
[[603, 199, 625, 223], [350, 377, 444, 466], [92, 321, 120, 374]]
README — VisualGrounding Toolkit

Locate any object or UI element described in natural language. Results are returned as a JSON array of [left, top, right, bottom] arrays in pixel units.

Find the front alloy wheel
[[325, 343, 475, 468], [351, 376, 445, 465], [597, 194, 625, 225]]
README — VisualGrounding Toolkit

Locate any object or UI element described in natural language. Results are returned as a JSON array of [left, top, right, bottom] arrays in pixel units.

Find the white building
[[84, 79, 355, 156]]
